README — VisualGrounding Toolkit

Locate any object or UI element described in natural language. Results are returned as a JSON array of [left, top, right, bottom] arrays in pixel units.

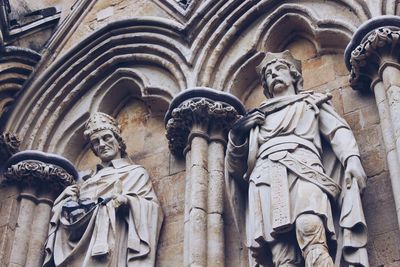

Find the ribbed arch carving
[[6, 18, 189, 159], [45, 67, 172, 161], [34, 61, 175, 156], [192, 1, 367, 100], [5, 0, 378, 160], [0, 46, 40, 122]]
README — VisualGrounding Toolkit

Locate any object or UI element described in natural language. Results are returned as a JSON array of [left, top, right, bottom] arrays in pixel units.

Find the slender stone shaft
[[189, 135, 209, 266], [9, 188, 36, 267], [207, 140, 225, 267], [165, 88, 245, 267], [374, 77, 400, 226], [345, 18, 400, 231], [4, 150, 78, 267], [184, 151, 191, 266], [381, 64, 400, 163], [25, 194, 54, 267]]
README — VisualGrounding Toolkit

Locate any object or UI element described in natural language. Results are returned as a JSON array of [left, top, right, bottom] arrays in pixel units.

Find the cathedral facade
[[0, 0, 400, 266]]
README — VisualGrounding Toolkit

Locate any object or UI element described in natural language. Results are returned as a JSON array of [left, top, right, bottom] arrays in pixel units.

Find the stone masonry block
[[342, 87, 375, 114], [303, 55, 336, 89], [0, 196, 19, 229]]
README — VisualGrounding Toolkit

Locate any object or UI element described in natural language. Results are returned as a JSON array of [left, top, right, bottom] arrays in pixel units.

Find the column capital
[[165, 87, 245, 156], [345, 15, 400, 91], [4, 150, 78, 195]]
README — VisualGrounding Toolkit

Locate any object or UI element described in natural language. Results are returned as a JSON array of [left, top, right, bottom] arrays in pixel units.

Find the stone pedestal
[[3, 150, 78, 267], [345, 15, 400, 229], [165, 88, 245, 267]]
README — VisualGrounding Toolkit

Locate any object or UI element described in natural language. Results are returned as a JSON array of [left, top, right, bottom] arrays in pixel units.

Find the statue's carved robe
[[43, 158, 163, 267], [225, 92, 368, 266]]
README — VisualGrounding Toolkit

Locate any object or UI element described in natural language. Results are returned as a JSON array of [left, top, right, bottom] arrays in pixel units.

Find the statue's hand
[[345, 156, 367, 194], [112, 194, 128, 208], [230, 109, 265, 145], [62, 184, 79, 199]]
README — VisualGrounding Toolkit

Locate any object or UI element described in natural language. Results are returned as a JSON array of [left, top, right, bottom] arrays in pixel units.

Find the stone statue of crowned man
[[43, 112, 163, 267], [225, 51, 369, 267]]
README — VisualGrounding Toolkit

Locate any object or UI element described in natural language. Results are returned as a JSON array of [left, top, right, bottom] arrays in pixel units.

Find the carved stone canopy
[[345, 15, 400, 91], [4, 150, 78, 193], [165, 87, 245, 156]]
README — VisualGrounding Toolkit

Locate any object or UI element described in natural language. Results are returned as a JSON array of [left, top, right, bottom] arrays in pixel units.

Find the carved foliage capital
[[5, 159, 76, 192], [349, 27, 400, 90], [166, 98, 239, 156], [4, 150, 78, 194]]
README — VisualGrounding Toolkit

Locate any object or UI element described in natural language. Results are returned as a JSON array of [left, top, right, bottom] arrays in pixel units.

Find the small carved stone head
[[84, 112, 127, 158], [256, 50, 303, 98]]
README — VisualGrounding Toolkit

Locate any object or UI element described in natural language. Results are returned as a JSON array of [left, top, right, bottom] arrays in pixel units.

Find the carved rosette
[[165, 88, 245, 156], [4, 150, 78, 194]]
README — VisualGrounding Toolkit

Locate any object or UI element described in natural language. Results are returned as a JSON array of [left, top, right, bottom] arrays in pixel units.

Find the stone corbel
[[165, 87, 245, 267], [4, 150, 78, 267], [0, 132, 20, 163], [345, 15, 400, 230]]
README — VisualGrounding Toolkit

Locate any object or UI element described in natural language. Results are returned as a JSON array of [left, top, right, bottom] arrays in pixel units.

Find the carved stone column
[[165, 88, 245, 267], [345, 15, 400, 228], [4, 150, 78, 267]]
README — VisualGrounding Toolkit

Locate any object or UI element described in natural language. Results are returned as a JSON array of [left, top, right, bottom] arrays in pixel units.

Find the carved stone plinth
[[345, 15, 400, 230], [165, 87, 245, 267], [3, 150, 78, 267]]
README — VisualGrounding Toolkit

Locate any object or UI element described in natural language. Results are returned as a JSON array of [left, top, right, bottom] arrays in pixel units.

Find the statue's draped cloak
[[225, 93, 368, 267], [43, 159, 163, 267]]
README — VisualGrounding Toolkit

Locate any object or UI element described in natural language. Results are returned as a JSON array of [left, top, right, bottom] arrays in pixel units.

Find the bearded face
[[264, 61, 296, 97]]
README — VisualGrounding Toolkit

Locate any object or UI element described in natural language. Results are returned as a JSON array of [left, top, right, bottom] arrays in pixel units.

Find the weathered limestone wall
[[0, 185, 18, 267], [59, 0, 173, 58], [1, 1, 400, 267]]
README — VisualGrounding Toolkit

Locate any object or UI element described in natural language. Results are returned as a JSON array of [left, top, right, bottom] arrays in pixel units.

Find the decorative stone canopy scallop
[[345, 15, 400, 91], [4, 150, 79, 193], [165, 87, 245, 156]]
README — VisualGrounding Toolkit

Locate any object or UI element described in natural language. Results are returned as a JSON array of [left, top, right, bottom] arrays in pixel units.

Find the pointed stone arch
[[194, 1, 366, 103], [5, 18, 190, 163], [0, 46, 40, 122], [4, 1, 376, 159], [46, 67, 171, 162]]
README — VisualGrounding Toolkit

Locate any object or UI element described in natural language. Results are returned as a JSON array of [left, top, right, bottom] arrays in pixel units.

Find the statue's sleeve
[[225, 132, 249, 183], [224, 132, 250, 245], [319, 102, 360, 166], [319, 103, 369, 267], [122, 166, 163, 264]]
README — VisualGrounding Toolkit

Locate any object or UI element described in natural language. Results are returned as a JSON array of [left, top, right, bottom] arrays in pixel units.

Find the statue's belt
[[273, 151, 342, 200], [257, 135, 341, 199], [258, 135, 320, 158]]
